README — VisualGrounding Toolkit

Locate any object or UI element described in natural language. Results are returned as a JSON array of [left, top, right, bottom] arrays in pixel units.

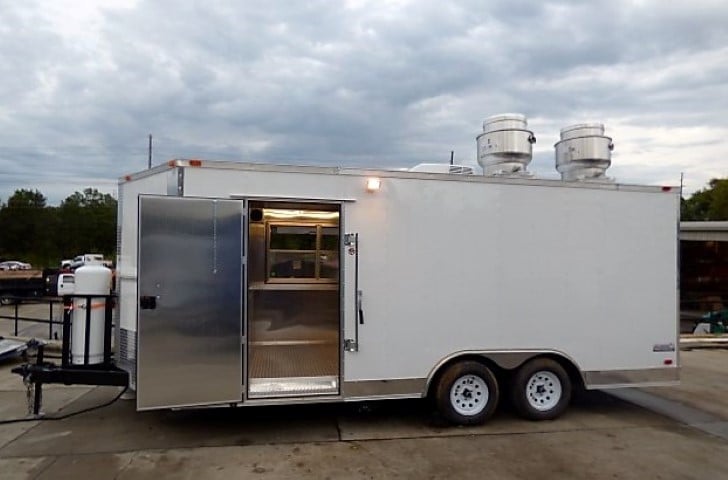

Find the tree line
[[681, 178, 728, 221], [0, 177, 724, 269], [0, 188, 117, 269]]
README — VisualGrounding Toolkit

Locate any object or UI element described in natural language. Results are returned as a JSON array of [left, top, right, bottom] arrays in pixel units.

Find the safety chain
[[24, 376, 34, 416]]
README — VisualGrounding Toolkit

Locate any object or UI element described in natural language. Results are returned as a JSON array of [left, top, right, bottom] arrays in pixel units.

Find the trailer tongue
[[11, 266, 129, 415]]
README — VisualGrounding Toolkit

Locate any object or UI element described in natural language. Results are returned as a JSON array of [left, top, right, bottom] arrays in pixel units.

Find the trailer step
[[248, 343, 339, 397], [248, 376, 338, 398]]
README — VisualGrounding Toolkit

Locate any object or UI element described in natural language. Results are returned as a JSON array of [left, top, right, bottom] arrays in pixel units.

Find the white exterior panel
[[180, 164, 679, 385]]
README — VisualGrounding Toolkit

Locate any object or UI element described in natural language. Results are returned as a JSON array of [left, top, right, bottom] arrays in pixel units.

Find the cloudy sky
[[1, 0, 726, 204]]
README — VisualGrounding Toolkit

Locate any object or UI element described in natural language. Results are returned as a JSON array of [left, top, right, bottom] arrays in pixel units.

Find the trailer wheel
[[0, 294, 14, 306], [435, 361, 499, 425], [511, 358, 571, 421]]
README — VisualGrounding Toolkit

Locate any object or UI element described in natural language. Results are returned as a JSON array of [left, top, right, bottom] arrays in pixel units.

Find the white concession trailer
[[113, 118, 680, 424]]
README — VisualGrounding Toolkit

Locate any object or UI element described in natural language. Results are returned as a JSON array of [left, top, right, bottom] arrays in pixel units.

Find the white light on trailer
[[366, 177, 381, 192]]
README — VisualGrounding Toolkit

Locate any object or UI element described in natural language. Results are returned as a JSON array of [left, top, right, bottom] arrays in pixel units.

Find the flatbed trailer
[[0, 270, 54, 305]]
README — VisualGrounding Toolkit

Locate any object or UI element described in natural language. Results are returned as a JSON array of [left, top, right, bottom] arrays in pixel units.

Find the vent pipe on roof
[[476, 113, 536, 176], [555, 123, 614, 182]]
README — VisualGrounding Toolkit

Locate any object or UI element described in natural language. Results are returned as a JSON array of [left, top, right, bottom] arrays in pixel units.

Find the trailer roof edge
[[121, 159, 679, 194], [119, 161, 177, 183]]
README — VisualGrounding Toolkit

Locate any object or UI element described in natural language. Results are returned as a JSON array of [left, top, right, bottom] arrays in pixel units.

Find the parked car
[[0, 261, 32, 271]]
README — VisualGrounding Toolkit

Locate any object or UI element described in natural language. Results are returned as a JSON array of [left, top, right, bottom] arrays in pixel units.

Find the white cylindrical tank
[[71, 264, 112, 365], [554, 123, 614, 181], [476, 113, 536, 175]]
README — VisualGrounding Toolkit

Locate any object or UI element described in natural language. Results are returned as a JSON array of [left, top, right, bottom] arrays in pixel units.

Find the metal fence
[[0, 297, 64, 339]]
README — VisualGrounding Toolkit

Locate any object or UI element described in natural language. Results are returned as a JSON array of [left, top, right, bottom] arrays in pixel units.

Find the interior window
[[269, 226, 317, 250], [267, 223, 339, 282]]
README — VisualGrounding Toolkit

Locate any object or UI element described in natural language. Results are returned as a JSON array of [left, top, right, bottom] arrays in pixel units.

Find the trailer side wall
[[181, 165, 678, 391]]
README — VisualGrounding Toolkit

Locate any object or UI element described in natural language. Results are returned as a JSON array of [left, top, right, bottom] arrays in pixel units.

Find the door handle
[[357, 290, 364, 324], [140, 296, 157, 310]]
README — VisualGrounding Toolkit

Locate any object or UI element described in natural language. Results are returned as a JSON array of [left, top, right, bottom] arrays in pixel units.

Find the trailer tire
[[0, 294, 14, 306], [511, 358, 571, 421], [434, 361, 499, 425]]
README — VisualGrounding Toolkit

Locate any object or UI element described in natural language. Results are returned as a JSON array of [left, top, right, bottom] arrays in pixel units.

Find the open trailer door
[[137, 196, 244, 410], [246, 201, 341, 398]]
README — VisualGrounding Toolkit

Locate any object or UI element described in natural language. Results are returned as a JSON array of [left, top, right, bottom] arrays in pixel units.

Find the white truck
[[108, 115, 679, 425], [68, 254, 111, 270]]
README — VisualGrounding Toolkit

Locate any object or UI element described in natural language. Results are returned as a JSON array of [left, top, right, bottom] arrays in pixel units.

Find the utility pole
[[680, 172, 684, 196], [148, 134, 153, 169], [450, 150, 454, 165]]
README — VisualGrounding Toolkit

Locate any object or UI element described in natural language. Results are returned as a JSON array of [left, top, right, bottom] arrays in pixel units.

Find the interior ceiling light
[[264, 209, 339, 220]]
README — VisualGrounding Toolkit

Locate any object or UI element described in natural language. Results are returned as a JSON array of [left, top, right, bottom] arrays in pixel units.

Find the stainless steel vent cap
[[477, 113, 535, 176]]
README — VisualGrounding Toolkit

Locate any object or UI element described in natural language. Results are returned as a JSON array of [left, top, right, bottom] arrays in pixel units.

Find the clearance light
[[366, 177, 381, 192]]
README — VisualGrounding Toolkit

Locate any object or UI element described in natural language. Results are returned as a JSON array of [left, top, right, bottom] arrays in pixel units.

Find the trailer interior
[[247, 201, 341, 398]]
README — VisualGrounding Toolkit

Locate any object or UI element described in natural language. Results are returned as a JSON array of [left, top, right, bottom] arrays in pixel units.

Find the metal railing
[[0, 296, 63, 339], [11, 294, 126, 416]]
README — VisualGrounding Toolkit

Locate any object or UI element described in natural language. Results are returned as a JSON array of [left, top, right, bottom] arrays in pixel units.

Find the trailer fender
[[424, 350, 585, 396]]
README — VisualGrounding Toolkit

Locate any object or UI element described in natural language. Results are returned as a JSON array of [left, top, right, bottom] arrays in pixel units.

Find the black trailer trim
[[11, 294, 129, 415], [11, 363, 129, 387]]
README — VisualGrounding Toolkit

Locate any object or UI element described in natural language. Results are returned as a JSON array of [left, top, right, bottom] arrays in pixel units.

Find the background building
[[680, 222, 728, 332]]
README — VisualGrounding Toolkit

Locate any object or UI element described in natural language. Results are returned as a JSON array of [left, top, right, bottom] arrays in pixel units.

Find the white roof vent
[[476, 113, 536, 176], [409, 163, 474, 175], [555, 123, 614, 182]]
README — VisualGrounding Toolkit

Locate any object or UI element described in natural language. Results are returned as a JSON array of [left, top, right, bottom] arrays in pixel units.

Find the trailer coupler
[[11, 340, 129, 416]]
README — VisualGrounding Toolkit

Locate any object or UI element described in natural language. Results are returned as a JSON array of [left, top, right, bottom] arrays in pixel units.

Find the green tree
[[682, 179, 728, 221], [707, 179, 728, 220], [0, 189, 58, 266], [0, 188, 117, 268], [57, 188, 117, 259]]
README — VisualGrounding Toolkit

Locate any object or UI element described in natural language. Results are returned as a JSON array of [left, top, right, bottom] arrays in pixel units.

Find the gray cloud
[[0, 0, 726, 203]]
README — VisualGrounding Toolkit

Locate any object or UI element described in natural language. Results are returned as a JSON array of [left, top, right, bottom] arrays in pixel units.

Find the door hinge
[[344, 339, 358, 352]]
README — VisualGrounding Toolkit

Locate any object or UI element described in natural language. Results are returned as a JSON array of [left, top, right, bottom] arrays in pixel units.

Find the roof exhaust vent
[[476, 113, 536, 176], [555, 123, 614, 182]]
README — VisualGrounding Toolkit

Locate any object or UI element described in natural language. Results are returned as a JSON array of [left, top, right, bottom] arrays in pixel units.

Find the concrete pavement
[[1, 349, 728, 479], [3, 299, 728, 480]]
